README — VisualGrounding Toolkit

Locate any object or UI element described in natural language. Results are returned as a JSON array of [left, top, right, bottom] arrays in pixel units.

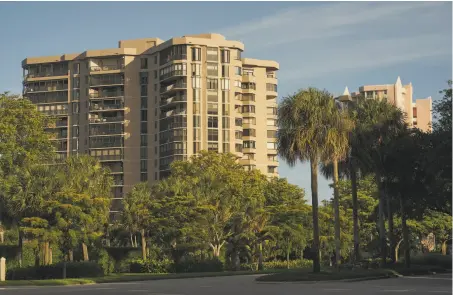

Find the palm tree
[[277, 87, 342, 272]]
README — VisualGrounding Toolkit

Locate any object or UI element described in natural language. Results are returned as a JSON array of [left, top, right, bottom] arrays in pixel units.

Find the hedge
[[7, 261, 104, 280], [240, 259, 313, 271]]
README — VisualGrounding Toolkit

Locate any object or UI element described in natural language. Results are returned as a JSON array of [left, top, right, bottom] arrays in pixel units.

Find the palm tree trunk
[[333, 159, 341, 270], [400, 197, 410, 267], [68, 249, 74, 262], [82, 242, 89, 261], [387, 194, 395, 263], [140, 228, 147, 260], [310, 158, 321, 273], [350, 159, 360, 263], [376, 171, 387, 266], [258, 242, 264, 271], [441, 241, 447, 255], [286, 242, 290, 269], [130, 234, 134, 247], [18, 230, 23, 267]]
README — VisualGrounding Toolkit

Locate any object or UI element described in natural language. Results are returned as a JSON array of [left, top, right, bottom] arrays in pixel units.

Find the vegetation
[[0, 80, 450, 282]]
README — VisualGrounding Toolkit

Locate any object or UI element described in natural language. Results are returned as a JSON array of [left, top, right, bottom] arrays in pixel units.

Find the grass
[[255, 268, 397, 282], [0, 269, 287, 286]]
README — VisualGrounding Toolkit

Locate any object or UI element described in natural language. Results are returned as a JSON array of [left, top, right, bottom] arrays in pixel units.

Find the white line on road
[[380, 290, 412, 292], [323, 288, 352, 292], [403, 276, 452, 281], [428, 291, 452, 293]]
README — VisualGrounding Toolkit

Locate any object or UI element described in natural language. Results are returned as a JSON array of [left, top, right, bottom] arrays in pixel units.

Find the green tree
[[277, 88, 341, 272], [121, 182, 154, 260], [422, 210, 452, 255]]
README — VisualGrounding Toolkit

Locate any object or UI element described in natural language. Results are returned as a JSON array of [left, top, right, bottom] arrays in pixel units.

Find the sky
[[0, 1, 451, 202]]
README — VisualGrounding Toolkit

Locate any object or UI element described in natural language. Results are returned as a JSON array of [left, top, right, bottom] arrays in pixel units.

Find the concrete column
[[0, 257, 6, 281]]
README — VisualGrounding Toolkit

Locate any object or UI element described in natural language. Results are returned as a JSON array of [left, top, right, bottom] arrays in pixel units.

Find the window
[[208, 129, 218, 141], [222, 104, 230, 115], [141, 110, 148, 121], [234, 49, 242, 60], [235, 118, 242, 126], [243, 129, 256, 137], [222, 91, 229, 103], [266, 83, 277, 92], [222, 129, 230, 142], [193, 128, 201, 140], [234, 66, 242, 76], [222, 117, 230, 128], [243, 117, 256, 125], [192, 47, 201, 61], [208, 116, 218, 128], [235, 144, 243, 152], [208, 142, 218, 152], [267, 107, 277, 115], [242, 82, 256, 90], [193, 102, 200, 114], [243, 94, 255, 101], [267, 130, 277, 138], [243, 68, 254, 76], [223, 143, 230, 153], [193, 142, 201, 153], [141, 135, 148, 146], [140, 85, 148, 96], [141, 97, 148, 109], [267, 142, 277, 150], [413, 107, 417, 118], [140, 72, 148, 84], [141, 173, 148, 182], [154, 70, 157, 79], [268, 155, 277, 162], [207, 47, 218, 62], [221, 79, 230, 90], [140, 160, 148, 172], [207, 63, 218, 76], [193, 89, 200, 101], [207, 78, 218, 90], [208, 94, 218, 102], [141, 122, 147, 134], [73, 77, 80, 88], [222, 65, 229, 77], [242, 105, 255, 113], [244, 153, 254, 160], [234, 80, 242, 88], [243, 140, 256, 149], [140, 58, 148, 69], [208, 103, 218, 115], [192, 76, 201, 89], [268, 166, 276, 173], [235, 130, 243, 140], [73, 90, 80, 100], [267, 119, 277, 126], [191, 63, 201, 76], [221, 49, 230, 63], [154, 55, 158, 64], [73, 63, 80, 74], [140, 147, 148, 159], [193, 115, 201, 127]]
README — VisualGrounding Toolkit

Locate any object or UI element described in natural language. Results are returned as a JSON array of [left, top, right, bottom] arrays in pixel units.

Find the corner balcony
[[160, 82, 187, 96], [89, 64, 124, 74], [159, 70, 187, 83], [40, 109, 69, 116], [159, 95, 187, 108], [89, 91, 124, 100], [89, 116, 125, 124], [89, 102, 126, 112], [242, 74, 256, 83], [90, 77, 124, 87], [159, 109, 187, 120]]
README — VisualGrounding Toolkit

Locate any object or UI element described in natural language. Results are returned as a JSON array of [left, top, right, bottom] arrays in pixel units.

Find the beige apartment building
[[337, 77, 432, 132], [21, 33, 279, 217]]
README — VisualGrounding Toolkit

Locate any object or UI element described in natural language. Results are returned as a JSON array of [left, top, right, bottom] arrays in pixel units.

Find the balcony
[[89, 126, 124, 137], [159, 109, 187, 119], [90, 65, 124, 73], [24, 85, 68, 93], [26, 69, 68, 79], [95, 154, 123, 162], [267, 148, 278, 155], [160, 82, 187, 95], [242, 87, 256, 94], [159, 95, 187, 108], [48, 120, 68, 128], [89, 116, 125, 124], [89, 137, 124, 149], [240, 158, 256, 166], [27, 94, 68, 104], [103, 162, 123, 173], [40, 109, 69, 116], [159, 70, 187, 82], [242, 74, 255, 83], [90, 76, 124, 87], [89, 91, 124, 99], [89, 102, 125, 112], [243, 147, 256, 154]]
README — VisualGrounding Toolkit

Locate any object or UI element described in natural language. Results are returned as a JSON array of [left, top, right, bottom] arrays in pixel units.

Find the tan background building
[[22, 33, 279, 217], [337, 77, 432, 132]]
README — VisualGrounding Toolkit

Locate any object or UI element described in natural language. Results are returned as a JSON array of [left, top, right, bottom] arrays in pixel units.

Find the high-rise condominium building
[[337, 77, 432, 132], [22, 33, 279, 217]]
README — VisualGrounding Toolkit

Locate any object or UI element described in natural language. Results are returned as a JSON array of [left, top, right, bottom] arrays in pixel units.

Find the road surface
[[0, 273, 451, 294]]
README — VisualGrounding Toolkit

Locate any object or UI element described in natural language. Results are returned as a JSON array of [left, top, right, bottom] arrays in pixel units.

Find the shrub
[[172, 257, 224, 273], [7, 261, 104, 280], [240, 259, 312, 271], [96, 249, 115, 275], [129, 258, 172, 273], [409, 253, 452, 269]]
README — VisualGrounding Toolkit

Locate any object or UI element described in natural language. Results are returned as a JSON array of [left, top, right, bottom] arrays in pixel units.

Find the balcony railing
[[90, 77, 124, 87], [40, 109, 69, 116], [25, 85, 68, 93], [159, 110, 187, 119], [89, 129, 124, 136], [90, 65, 124, 72], [159, 95, 187, 106], [89, 92, 124, 99], [161, 54, 187, 65], [89, 103, 125, 111], [160, 70, 187, 81], [26, 70, 68, 78], [89, 116, 125, 123], [95, 154, 123, 161], [160, 82, 187, 94]]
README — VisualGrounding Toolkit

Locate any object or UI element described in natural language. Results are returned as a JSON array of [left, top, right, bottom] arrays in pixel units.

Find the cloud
[[219, 2, 452, 78]]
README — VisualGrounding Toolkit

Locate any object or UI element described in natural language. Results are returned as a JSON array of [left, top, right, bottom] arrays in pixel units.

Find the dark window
[[141, 122, 148, 134], [221, 49, 230, 63], [141, 110, 148, 121], [141, 97, 148, 109], [140, 58, 148, 69], [208, 116, 218, 128], [192, 47, 201, 61]]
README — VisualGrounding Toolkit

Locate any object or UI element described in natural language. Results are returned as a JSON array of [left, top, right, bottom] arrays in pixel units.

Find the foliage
[[241, 259, 312, 271], [7, 262, 104, 280], [409, 253, 452, 269]]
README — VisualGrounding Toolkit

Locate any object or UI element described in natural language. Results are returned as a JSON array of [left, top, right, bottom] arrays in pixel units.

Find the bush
[[172, 257, 224, 273], [129, 258, 172, 273], [7, 261, 104, 280], [96, 249, 115, 275], [241, 259, 312, 271], [409, 253, 452, 269]]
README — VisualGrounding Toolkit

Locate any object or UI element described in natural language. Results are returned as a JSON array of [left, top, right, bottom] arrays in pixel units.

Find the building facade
[[22, 33, 279, 216], [337, 77, 432, 132]]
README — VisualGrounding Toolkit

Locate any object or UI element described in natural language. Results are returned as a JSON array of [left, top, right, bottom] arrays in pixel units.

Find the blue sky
[[0, 2, 451, 202]]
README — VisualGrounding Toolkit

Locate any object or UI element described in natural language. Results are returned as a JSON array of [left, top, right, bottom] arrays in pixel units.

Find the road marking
[[404, 276, 452, 281], [323, 288, 352, 291], [380, 290, 412, 292], [428, 291, 452, 293]]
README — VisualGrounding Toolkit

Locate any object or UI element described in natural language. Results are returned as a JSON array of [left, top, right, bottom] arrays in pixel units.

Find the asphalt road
[[0, 273, 451, 295]]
